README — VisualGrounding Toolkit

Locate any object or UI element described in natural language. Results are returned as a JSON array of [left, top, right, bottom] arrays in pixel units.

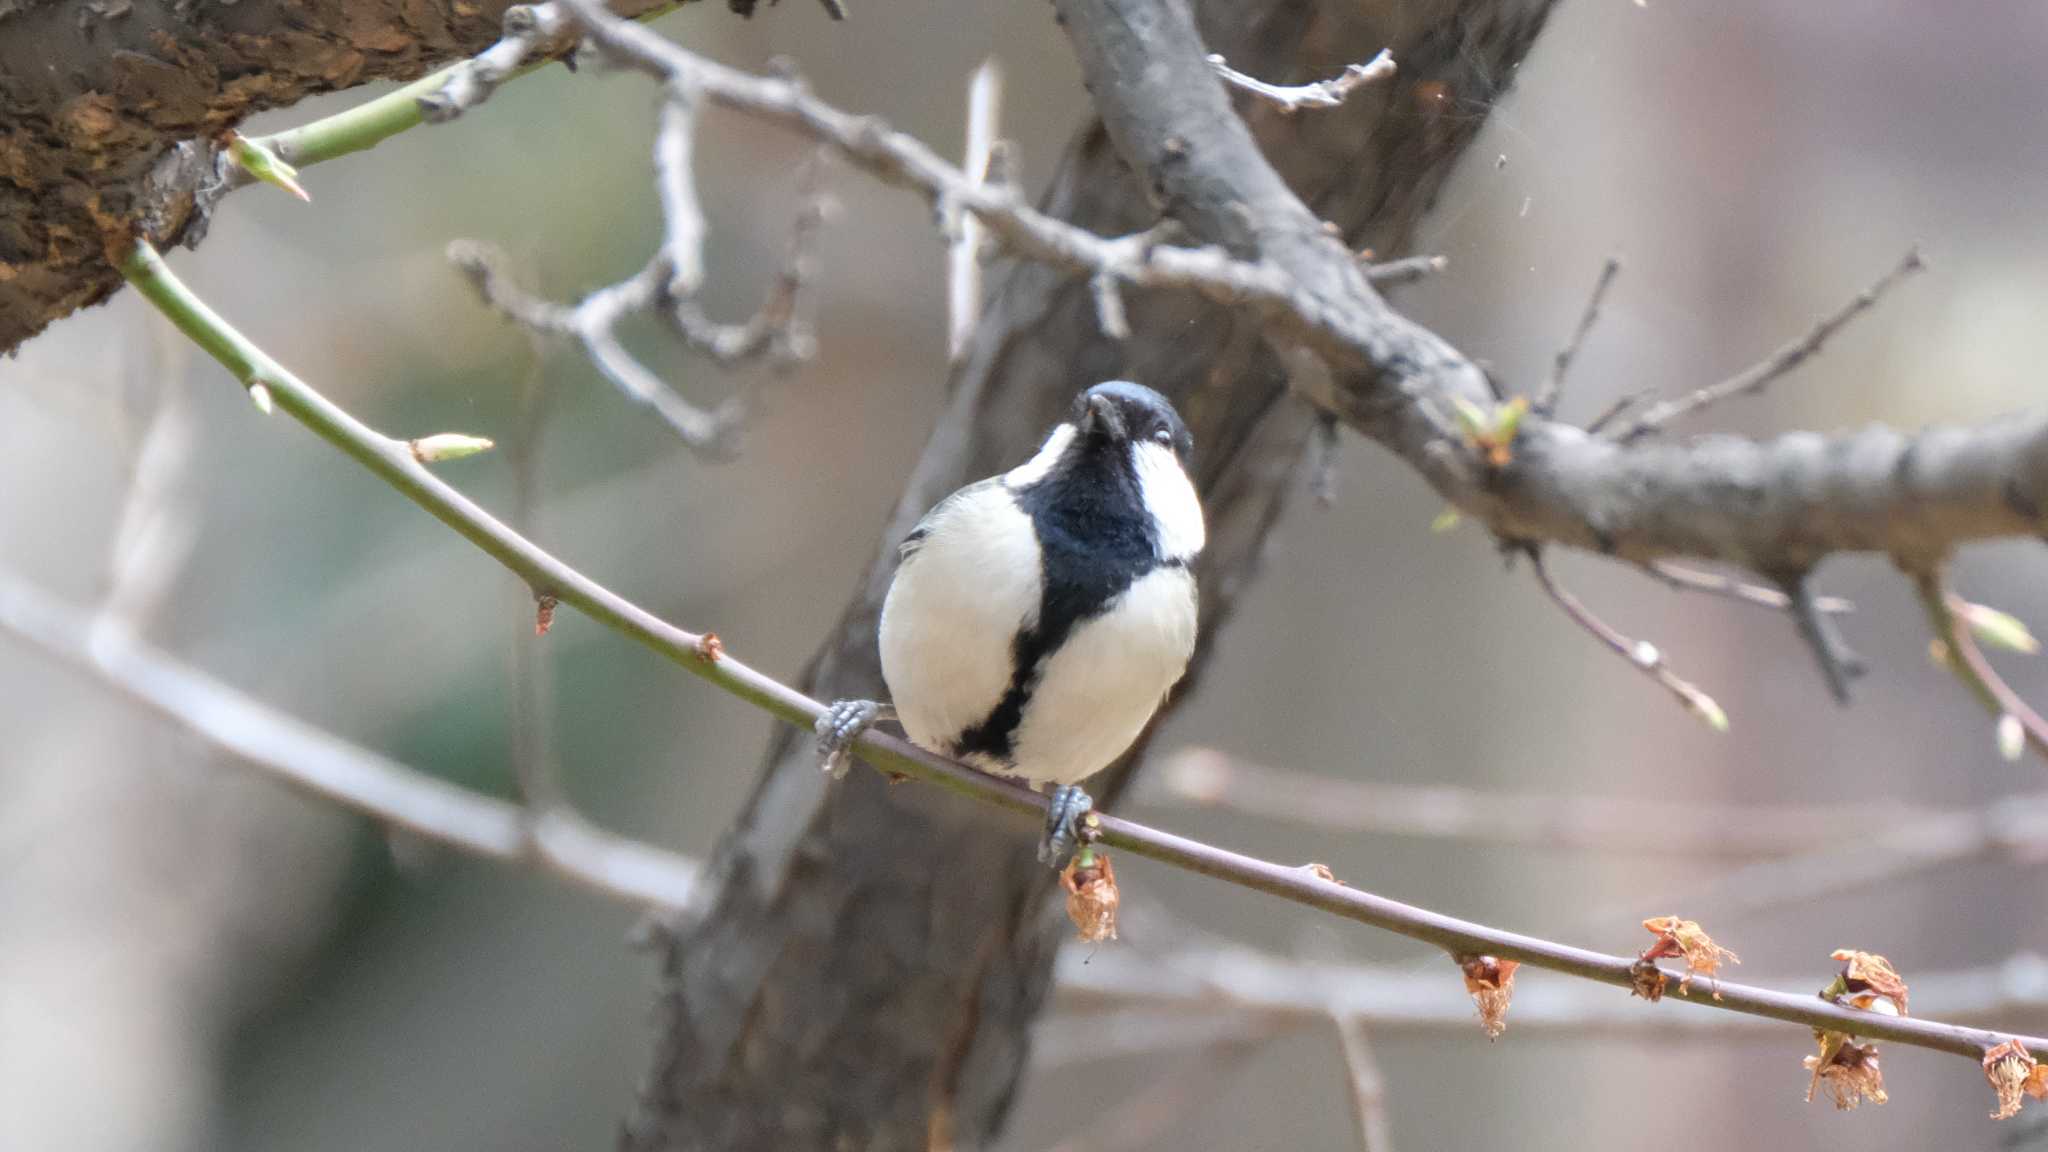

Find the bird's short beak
[[1082, 394, 1127, 441]]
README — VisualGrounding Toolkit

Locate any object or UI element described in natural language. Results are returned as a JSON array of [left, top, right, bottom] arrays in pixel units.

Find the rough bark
[[0, 0, 676, 354], [618, 2, 1556, 1149]]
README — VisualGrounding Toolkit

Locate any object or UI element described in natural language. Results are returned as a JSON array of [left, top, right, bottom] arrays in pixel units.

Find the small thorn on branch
[[1206, 49, 1396, 113], [1610, 246, 1925, 443], [1534, 256, 1620, 418]]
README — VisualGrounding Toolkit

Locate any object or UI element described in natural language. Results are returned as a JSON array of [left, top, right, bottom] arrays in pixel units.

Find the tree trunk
[[619, 1, 1557, 1148]]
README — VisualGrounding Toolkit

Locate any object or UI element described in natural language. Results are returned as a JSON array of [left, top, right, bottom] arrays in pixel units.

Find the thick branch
[[1052, 0, 2048, 576]]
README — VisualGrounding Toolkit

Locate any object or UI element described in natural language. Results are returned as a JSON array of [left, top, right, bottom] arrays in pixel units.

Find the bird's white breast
[[878, 483, 1041, 758], [1008, 563, 1198, 785]]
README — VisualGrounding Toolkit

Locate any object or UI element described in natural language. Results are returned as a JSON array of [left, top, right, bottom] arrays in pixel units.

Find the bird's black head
[[1071, 381, 1193, 462]]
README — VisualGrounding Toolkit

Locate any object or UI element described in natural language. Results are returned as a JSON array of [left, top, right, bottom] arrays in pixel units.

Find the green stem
[[243, 3, 683, 173], [253, 70, 457, 169]]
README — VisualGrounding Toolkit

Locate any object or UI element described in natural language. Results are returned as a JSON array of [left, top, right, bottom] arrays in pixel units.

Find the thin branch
[[1056, 946, 2048, 1037], [120, 234, 2048, 1068], [1360, 254, 1446, 289], [1533, 256, 1620, 418], [947, 58, 1003, 363], [1146, 747, 1950, 857], [1333, 1016, 1394, 1152], [1784, 570, 1865, 704], [1645, 561, 1853, 615], [1204, 50, 1396, 113], [0, 569, 701, 908], [1527, 547, 1728, 733], [654, 85, 708, 297], [1609, 248, 1925, 443], [1916, 569, 2048, 762]]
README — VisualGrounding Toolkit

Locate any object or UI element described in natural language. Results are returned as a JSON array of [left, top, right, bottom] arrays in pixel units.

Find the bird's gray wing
[[898, 476, 1002, 562]]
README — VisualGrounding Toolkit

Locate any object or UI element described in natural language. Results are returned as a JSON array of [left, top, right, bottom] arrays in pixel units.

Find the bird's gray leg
[[814, 700, 895, 779], [1039, 783, 1095, 869]]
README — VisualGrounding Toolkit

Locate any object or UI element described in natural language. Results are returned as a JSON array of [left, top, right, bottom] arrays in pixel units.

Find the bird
[[815, 381, 1205, 867]]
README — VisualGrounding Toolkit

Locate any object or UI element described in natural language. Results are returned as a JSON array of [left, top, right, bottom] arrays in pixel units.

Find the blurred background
[[5, 1, 2048, 1149]]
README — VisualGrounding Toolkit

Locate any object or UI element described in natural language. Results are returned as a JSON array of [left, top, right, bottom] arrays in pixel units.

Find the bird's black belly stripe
[[952, 441, 1160, 766]]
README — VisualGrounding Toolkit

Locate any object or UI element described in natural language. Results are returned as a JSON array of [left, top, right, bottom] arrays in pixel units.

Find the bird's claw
[[815, 699, 891, 779], [1039, 783, 1095, 869]]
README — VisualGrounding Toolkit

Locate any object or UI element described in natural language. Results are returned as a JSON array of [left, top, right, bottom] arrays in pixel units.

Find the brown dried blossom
[[1061, 850, 1119, 944], [1982, 1039, 2048, 1120], [534, 593, 558, 636], [1458, 954, 1519, 1039], [1640, 916, 1739, 998], [1829, 949, 1909, 1016], [1802, 1034, 1887, 1111]]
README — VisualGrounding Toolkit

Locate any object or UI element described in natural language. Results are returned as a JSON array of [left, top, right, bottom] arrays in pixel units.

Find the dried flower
[[1986, 1040, 2037, 1120], [1829, 949, 1909, 1016], [1061, 849, 1119, 944], [535, 593, 558, 636], [1628, 960, 1668, 1002], [1459, 954, 1519, 1039], [1641, 916, 1740, 998], [1803, 1034, 1887, 1110], [698, 632, 725, 662]]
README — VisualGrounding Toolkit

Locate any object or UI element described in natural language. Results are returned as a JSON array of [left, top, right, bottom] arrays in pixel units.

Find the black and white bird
[[816, 381, 1205, 866]]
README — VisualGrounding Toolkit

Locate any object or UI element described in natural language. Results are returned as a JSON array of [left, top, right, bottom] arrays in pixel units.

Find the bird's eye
[[1151, 429, 1174, 445]]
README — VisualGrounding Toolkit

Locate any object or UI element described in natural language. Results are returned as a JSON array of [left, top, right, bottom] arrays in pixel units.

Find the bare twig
[[1147, 747, 1948, 857], [947, 59, 1003, 362], [1333, 1016, 1394, 1152], [1526, 547, 1727, 733], [1784, 571, 1865, 704], [0, 570, 702, 908], [1361, 254, 1446, 289], [1916, 569, 2048, 762], [1645, 561, 1853, 615], [450, 66, 831, 450], [1609, 248, 1925, 442], [1533, 256, 1620, 417], [1057, 946, 2048, 1037], [1204, 50, 1396, 113]]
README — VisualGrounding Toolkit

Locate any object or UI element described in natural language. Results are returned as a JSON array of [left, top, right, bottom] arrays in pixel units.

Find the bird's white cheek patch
[[1133, 441, 1205, 562], [1005, 423, 1077, 489]]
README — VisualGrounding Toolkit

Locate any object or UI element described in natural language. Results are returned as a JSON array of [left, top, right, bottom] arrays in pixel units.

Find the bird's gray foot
[[815, 700, 893, 779], [1039, 783, 1095, 869]]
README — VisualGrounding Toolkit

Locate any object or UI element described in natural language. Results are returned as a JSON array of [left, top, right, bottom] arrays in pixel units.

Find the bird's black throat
[[952, 436, 1175, 766]]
